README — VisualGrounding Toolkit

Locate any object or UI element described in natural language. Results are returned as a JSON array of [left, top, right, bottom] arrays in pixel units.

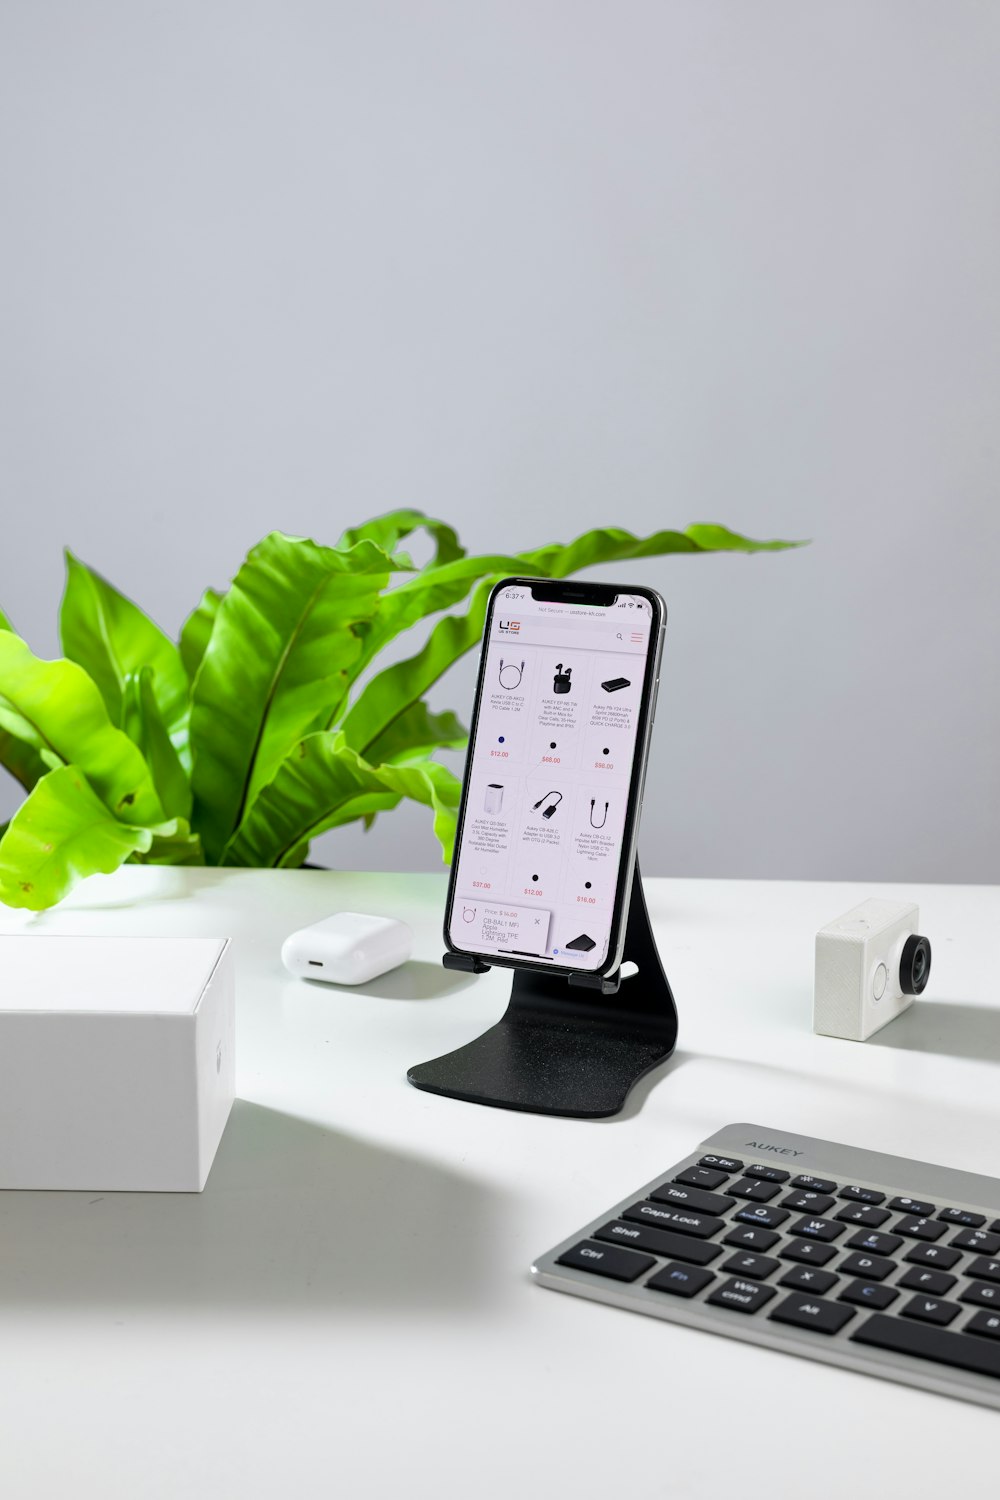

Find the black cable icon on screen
[[532, 790, 563, 820], [498, 659, 524, 690], [589, 799, 609, 829]]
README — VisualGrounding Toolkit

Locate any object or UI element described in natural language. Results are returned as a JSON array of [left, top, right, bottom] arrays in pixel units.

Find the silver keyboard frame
[[532, 1122, 1000, 1410]]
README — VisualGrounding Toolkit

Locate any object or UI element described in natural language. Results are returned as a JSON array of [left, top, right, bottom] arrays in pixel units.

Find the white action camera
[[814, 898, 931, 1041]]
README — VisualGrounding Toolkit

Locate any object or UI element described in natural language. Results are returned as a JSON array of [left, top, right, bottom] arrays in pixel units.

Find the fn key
[[556, 1240, 655, 1283], [770, 1294, 856, 1335]]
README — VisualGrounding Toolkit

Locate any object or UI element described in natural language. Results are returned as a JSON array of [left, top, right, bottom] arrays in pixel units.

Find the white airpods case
[[281, 913, 413, 985]]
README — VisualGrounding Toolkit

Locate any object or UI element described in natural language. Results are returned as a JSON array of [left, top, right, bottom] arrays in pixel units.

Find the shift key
[[594, 1220, 723, 1266], [621, 1201, 724, 1238]]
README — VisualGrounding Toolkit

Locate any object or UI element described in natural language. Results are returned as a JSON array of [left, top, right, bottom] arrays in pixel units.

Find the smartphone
[[444, 577, 665, 978]]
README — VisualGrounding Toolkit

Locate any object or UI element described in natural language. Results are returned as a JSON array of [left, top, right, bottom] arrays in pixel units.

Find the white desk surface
[[1, 868, 998, 1498]]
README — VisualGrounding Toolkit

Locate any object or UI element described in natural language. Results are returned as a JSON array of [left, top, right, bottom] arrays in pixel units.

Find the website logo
[[498, 620, 521, 635]]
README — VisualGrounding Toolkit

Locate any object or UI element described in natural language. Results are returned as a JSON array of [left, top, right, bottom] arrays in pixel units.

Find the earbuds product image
[[552, 664, 572, 694], [532, 790, 563, 820]]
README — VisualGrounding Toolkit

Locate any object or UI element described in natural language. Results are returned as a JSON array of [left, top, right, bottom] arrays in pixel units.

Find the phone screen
[[446, 583, 661, 972]]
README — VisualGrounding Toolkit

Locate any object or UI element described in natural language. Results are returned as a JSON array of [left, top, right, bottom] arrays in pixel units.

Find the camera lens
[[900, 934, 932, 995]]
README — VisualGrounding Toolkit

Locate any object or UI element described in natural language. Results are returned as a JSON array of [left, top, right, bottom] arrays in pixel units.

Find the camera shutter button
[[872, 962, 888, 1002]]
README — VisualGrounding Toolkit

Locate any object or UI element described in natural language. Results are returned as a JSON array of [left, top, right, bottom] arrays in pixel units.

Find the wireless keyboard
[[532, 1123, 1000, 1410]]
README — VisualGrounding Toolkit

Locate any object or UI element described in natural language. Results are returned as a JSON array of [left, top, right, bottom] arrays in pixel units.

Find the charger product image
[[600, 677, 631, 693], [532, 790, 563, 820]]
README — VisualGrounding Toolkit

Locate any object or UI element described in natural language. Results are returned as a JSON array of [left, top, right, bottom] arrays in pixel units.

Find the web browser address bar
[[494, 616, 647, 653]]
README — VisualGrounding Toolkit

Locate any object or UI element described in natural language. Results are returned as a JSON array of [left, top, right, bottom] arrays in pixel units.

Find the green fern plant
[[0, 511, 800, 909]]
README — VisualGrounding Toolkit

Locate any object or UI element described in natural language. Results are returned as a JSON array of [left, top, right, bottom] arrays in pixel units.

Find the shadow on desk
[[0, 1102, 498, 1318], [868, 1000, 1000, 1065], [300, 959, 476, 1001]]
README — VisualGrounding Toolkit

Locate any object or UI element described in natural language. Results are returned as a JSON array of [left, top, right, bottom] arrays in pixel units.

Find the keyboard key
[[966, 1310, 1000, 1341], [723, 1225, 780, 1252], [706, 1277, 775, 1314], [901, 1295, 961, 1327], [646, 1262, 716, 1299], [839, 1280, 899, 1311], [790, 1216, 845, 1243], [967, 1258, 1000, 1285], [951, 1229, 1000, 1255], [744, 1164, 790, 1182], [838, 1252, 896, 1282], [594, 1221, 723, 1266], [961, 1281, 1000, 1309], [722, 1251, 780, 1280], [782, 1192, 835, 1214], [557, 1240, 655, 1282], [770, 1293, 854, 1335], [852, 1313, 1000, 1380], [938, 1207, 986, 1228], [650, 1182, 735, 1215], [834, 1204, 891, 1229], [675, 1166, 729, 1192], [839, 1185, 886, 1205], [847, 1230, 904, 1256], [899, 1267, 957, 1296], [728, 1178, 782, 1203], [894, 1216, 947, 1242], [621, 1203, 724, 1239], [780, 1238, 838, 1267], [991, 1220, 1000, 1235], [699, 1155, 743, 1173], [889, 1196, 935, 1216], [778, 1265, 838, 1295], [791, 1174, 837, 1194], [732, 1205, 789, 1230], [902, 1242, 961, 1271]]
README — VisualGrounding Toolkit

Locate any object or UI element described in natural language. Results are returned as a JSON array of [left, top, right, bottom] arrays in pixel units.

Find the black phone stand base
[[407, 866, 677, 1119]]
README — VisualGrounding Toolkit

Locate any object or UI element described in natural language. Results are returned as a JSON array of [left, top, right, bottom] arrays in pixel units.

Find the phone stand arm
[[407, 864, 677, 1119]]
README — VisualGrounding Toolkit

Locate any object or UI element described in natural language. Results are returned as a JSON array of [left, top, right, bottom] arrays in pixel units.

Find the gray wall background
[[1, 1, 998, 882]]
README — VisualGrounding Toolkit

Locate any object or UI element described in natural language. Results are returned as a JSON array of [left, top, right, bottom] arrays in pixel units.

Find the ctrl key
[[556, 1240, 655, 1283]]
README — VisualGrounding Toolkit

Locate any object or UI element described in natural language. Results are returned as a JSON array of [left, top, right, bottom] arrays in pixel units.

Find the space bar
[[851, 1314, 1000, 1380]]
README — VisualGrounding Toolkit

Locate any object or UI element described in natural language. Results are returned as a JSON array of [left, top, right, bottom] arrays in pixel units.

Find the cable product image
[[589, 799, 608, 829], [532, 790, 563, 820], [497, 659, 524, 690]]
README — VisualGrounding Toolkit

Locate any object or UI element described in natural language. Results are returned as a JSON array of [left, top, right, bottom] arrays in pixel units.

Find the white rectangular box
[[0, 935, 235, 1192]]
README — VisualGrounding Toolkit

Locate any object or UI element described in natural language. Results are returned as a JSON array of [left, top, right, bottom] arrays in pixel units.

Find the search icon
[[616, 632, 623, 640]]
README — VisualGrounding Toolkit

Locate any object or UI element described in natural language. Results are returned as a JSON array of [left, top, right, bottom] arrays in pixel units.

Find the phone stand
[[407, 865, 677, 1118]]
